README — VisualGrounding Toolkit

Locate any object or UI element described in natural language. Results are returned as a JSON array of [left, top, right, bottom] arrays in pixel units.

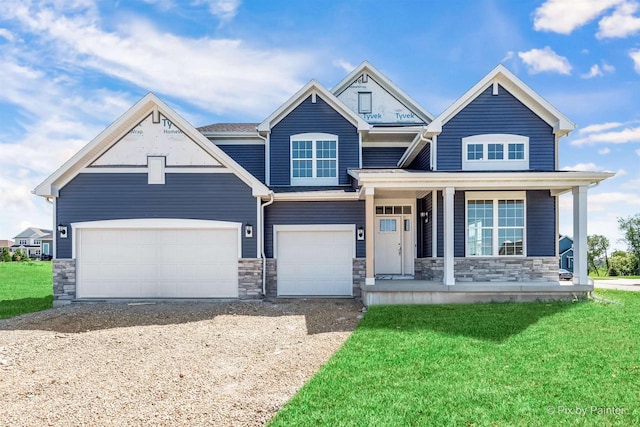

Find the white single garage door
[[75, 219, 239, 298], [276, 225, 354, 296]]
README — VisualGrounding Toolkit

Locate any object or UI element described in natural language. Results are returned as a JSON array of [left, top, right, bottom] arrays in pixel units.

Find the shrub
[[1, 247, 11, 262]]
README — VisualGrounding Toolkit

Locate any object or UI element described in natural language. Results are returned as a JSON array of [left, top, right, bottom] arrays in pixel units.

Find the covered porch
[[351, 169, 613, 305]]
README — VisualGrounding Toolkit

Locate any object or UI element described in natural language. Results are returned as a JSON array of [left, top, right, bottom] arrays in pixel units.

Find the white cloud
[[636, 148, 640, 156], [582, 64, 603, 78], [0, 28, 14, 41], [598, 147, 611, 154], [518, 46, 572, 75], [571, 126, 640, 145], [561, 162, 606, 171], [630, 49, 640, 72], [597, 1, 640, 38], [0, 1, 314, 118], [501, 51, 515, 62], [601, 61, 616, 72], [192, 0, 241, 22], [333, 59, 355, 74], [578, 122, 622, 134], [533, 0, 622, 34]]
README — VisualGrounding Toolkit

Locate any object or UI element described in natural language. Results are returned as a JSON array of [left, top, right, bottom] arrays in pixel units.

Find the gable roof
[[257, 79, 369, 133], [426, 64, 576, 135], [13, 227, 52, 239], [331, 61, 434, 123], [34, 93, 270, 198]]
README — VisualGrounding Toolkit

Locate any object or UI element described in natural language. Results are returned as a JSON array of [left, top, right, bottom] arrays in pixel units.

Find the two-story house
[[35, 62, 612, 305], [11, 227, 53, 259]]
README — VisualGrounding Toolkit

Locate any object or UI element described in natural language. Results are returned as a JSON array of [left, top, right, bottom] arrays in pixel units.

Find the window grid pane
[[467, 200, 494, 256], [508, 143, 524, 160], [488, 144, 504, 160], [467, 144, 483, 160]]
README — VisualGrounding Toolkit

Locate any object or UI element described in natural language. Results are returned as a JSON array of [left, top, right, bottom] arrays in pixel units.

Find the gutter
[[397, 129, 432, 168], [260, 192, 275, 296]]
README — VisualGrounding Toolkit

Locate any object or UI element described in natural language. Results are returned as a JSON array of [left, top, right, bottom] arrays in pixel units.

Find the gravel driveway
[[0, 299, 362, 426]]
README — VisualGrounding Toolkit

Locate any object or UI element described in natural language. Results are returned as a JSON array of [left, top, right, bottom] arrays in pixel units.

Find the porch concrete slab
[[368, 280, 593, 293]]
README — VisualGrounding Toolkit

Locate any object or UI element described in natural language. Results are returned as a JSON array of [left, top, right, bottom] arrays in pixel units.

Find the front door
[[375, 216, 402, 274]]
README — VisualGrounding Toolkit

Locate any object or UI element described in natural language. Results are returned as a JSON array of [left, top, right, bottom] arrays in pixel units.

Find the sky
[[1, 0, 639, 252]]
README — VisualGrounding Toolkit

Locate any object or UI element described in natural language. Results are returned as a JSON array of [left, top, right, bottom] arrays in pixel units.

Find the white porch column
[[431, 190, 437, 257], [365, 187, 375, 285], [572, 185, 588, 285], [443, 187, 455, 285]]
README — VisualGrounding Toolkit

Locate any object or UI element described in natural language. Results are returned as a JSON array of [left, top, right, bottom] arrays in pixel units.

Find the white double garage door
[[74, 219, 354, 298]]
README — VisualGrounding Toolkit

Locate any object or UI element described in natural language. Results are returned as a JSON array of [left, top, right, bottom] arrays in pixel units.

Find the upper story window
[[358, 92, 372, 114], [290, 133, 338, 186], [34, 240, 41, 245], [18, 239, 27, 245], [462, 134, 529, 171]]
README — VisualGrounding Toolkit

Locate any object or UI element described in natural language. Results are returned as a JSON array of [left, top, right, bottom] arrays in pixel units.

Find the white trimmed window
[[18, 239, 27, 245], [466, 191, 526, 257], [462, 134, 529, 170], [290, 133, 338, 186]]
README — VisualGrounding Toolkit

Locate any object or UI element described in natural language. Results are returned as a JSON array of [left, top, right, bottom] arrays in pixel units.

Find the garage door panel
[[77, 225, 239, 298], [277, 228, 353, 296]]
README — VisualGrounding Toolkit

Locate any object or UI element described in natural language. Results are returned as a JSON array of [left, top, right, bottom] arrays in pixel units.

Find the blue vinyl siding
[[408, 144, 431, 170], [526, 190, 556, 256], [217, 144, 265, 183], [421, 193, 432, 257], [264, 201, 365, 258], [56, 173, 257, 258], [270, 96, 359, 185], [437, 85, 555, 171], [362, 147, 405, 168]]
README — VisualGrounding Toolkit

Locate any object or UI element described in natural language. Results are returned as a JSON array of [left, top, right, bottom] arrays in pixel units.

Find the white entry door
[[375, 217, 402, 274]]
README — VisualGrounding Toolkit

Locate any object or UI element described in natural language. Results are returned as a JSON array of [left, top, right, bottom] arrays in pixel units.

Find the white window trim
[[465, 191, 527, 257], [147, 156, 165, 184], [462, 134, 529, 171], [290, 133, 339, 186]]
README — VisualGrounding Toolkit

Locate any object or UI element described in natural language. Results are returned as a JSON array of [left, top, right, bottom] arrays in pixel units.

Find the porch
[[362, 279, 592, 306]]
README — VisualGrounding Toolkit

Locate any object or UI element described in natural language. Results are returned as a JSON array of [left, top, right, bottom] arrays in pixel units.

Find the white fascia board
[[34, 93, 270, 199], [272, 190, 360, 201], [367, 126, 424, 134], [397, 128, 433, 167], [71, 218, 243, 230], [351, 171, 615, 190], [425, 64, 576, 136], [257, 79, 370, 133], [331, 61, 435, 122]]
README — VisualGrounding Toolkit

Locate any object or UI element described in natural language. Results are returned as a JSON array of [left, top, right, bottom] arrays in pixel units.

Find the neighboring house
[[0, 240, 14, 252], [34, 62, 613, 305], [559, 235, 574, 272], [11, 228, 53, 259]]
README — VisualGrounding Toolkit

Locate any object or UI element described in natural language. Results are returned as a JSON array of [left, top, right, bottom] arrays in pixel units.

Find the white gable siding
[[336, 74, 424, 125], [92, 114, 220, 167]]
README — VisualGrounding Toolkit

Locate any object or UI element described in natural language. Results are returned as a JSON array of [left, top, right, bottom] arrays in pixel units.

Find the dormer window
[[462, 134, 529, 171], [358, 92, 372, 114], [290, 133, 338, 186]]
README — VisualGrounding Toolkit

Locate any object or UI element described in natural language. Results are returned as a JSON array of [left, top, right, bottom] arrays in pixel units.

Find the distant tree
[[587, 234, 609, 275], [609, 250, 639, 277], [1, 247, 11, 262], [618, 214, 640, 275]]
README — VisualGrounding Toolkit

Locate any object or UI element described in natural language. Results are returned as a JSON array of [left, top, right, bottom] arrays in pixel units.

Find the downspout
[[260, 192, 275, 296]]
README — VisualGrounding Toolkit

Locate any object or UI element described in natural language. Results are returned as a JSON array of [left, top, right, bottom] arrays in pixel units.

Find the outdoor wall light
[[357, 226, 365, 241], [420, 211, 429, 223], [244, 224, 253, 238], [57, 223, 68, 239]]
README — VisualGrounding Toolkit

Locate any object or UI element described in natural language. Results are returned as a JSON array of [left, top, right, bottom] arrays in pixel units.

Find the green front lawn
[[0, 261, 53, 319], [271, 290, 639, 426]]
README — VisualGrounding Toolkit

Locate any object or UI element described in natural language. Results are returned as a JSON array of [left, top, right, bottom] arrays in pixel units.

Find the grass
[[0, 261, 53, 319], [270, 290, 640, 427]]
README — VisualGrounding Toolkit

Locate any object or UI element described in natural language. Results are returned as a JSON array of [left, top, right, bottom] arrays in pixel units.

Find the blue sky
[[1, 0, 639, 251]]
